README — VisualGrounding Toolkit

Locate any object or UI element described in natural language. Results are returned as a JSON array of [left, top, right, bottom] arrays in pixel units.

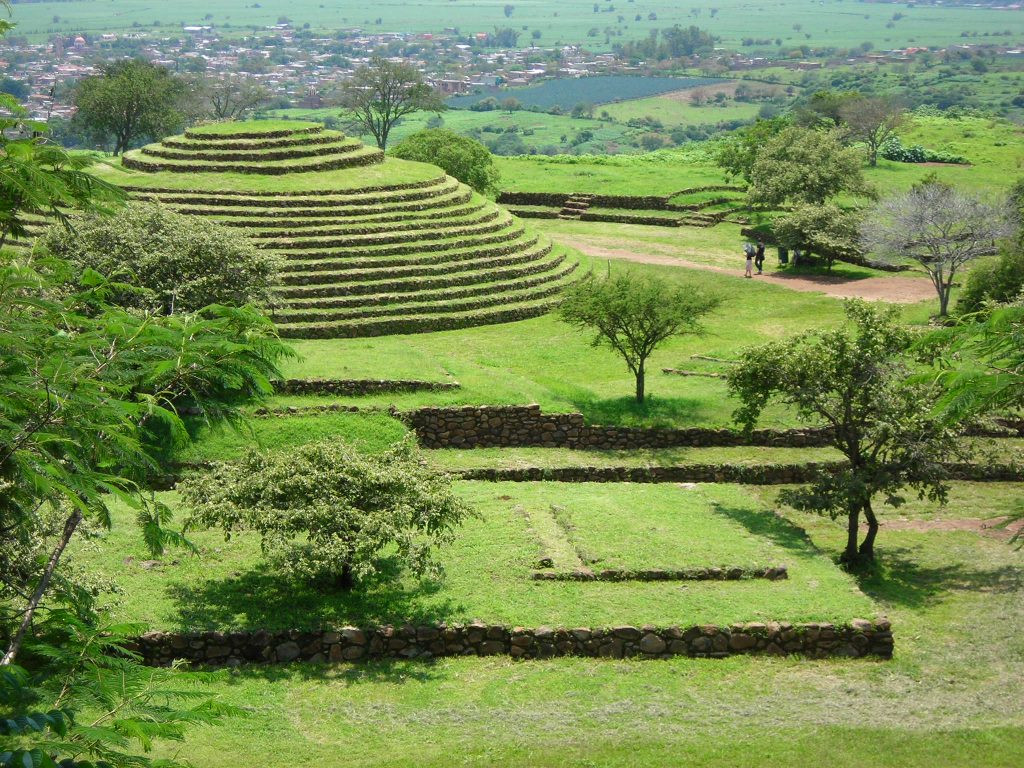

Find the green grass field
[[9, 0, 1023, 51], [116, 482, 1024, 767]]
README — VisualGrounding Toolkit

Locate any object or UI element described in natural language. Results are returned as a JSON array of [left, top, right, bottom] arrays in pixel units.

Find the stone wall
[[403, 404, 833, 449], [135, 618, 893, 666], [276, 378, 459, 396]]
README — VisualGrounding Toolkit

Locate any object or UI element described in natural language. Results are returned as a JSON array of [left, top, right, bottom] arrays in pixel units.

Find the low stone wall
[[531, 565, 788, 581], [403, 404, 833, 449], [276, 378, 460, 396], [135, 618, 893, 666]]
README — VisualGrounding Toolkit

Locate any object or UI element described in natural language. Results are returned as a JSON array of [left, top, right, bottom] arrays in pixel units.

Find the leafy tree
[[792, 89, 861, 128], [861, 180, 1018, 316], [772, 202, 863, 270], [727, 301, 958, 566], [199, 75, 272, 120], [747, 126, 872, 207], [0, 256, 290, 665], [560, 272, 720, 403], [839, 95, 907, 167], [337, 56, 446, 150], [714, 116, 787, 185], [180, 439, 472, 589], [1, 617, 237, 767], [72, 59, 186, 155], [391, 129, 501, 196], [39, 202, 281, 314]]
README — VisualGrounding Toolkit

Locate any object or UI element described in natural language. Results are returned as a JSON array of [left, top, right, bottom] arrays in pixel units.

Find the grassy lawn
[[135, 481, 1024, 767], [601, 90, 764, 129], [72, 482, 872, 631]]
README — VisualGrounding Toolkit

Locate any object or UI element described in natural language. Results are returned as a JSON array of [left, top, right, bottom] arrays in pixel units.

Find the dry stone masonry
[[136, 618, 893, 667]]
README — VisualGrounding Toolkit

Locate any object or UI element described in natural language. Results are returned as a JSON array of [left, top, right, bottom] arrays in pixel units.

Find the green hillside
[[89, 121, 580, 339]]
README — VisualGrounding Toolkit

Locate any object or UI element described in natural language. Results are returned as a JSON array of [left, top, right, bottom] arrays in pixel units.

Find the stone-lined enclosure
[[136, 618, 894, 667]]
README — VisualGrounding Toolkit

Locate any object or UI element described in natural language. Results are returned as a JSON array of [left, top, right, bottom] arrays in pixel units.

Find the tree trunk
[[335, 562, 354, 591], [839, 504, 861, 566], [635, 363, 645, 403], [1, 509, 83, 666], [859, 499, 879, 561], [938, 284, 951, 317]]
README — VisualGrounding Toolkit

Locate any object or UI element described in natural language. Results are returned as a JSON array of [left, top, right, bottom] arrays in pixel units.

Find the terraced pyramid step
[[87, 119, 580, 338]]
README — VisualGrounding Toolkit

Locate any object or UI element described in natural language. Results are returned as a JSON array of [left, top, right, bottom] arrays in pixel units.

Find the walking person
[[743, 242, 754, 278], [754, 240, 766, 274]]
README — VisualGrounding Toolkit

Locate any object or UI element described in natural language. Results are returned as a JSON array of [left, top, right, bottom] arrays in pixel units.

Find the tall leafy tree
[[839, 95, 907, 167], [727, 301, 958, 566], [337, 56, 446, 150], [772, 202, 864, 270], [199, 75, 272, 120], [73, 59, 186, 155], [747, 126, 872, 207], [560, 272, 720, 403], [714, 116, 788, 185], [0, 256, 291, 666]]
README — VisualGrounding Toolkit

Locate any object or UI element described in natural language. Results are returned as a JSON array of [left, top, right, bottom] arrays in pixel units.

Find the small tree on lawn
[[772, 202, 863, 270], [560, 272, 720, 403], [861, 180, 1018, 316], [838, 95, 906, 167], [727, 301, 958, 566], [180, 439, 472, 590], [337, 56, 446, 150]]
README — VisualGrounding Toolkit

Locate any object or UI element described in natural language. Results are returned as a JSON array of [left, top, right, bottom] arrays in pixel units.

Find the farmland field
[[5, 0, 1022, 50], [447, 76, 726, 111]]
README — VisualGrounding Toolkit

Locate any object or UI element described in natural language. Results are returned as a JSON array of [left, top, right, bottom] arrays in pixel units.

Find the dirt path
[[557, 236, 936, 304]]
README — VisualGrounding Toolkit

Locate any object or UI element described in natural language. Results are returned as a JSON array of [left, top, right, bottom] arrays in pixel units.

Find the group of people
[[743, 240, 766, 278]]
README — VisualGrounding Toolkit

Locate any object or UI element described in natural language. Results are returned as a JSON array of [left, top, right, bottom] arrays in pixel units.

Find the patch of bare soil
[[557, 236, 935, 304]]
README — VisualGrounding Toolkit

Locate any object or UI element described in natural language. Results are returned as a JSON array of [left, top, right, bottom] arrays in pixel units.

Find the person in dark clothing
[[754, 240, 766, 274]]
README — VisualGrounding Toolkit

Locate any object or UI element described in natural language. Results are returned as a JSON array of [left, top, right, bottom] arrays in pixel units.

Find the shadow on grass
[[711, 504, 819, 559], [571, 394, 711, 428], [855, 545, 1024, 610], [772, 262, 880, 282], [216, 656, 447, 686], [167, 558, 463, 632]]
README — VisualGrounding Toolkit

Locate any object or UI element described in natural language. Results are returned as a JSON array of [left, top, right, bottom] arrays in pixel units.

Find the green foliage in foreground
[[180, 440, 472, 589], [728, 301, 957, 566], [0, 615, 236, 768], [39, 202, 281, 315], [391, 129, 500, 196]]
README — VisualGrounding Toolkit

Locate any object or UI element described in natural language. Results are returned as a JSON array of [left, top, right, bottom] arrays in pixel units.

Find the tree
[[839, 95, 906, 167], [0, 256, 291, 666], [713, 116, 787, 185], [747, 126, 872, 207], [73, 59, 185, 155], [727, 301, 958, 566], [200, 75, 272, 120], [391, 129, 501, 196], [39, 202, 281, 315], [337, 56, 446, 150], [861, 180, 1017, 316], [560, 272, 720, 403], [772, 202, 863, 270], [179, 439, 472, 589]]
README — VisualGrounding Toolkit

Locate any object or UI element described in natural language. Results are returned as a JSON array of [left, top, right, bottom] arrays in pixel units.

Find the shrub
[[40, 202, 281, 314], [879, 136, 968, 164], [391, 130, 501, 195], [180, 439, 473, 588]]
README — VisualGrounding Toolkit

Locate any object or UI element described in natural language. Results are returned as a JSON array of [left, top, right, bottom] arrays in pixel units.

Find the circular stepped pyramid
[[97, 121, 580, 338]]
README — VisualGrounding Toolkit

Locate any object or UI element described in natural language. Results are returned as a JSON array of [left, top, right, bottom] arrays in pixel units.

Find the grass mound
[[90, 120, 580, 338]]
